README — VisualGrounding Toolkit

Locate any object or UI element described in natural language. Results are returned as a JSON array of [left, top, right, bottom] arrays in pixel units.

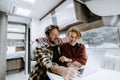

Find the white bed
[[6, 49, 25, 74], [6, 46, 25, 74], [6, 46, 25, 61], [6, 51, 25, 61]]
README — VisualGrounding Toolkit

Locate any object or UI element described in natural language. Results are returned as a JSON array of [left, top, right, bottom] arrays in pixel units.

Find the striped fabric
[[36, 37, 68, 45]]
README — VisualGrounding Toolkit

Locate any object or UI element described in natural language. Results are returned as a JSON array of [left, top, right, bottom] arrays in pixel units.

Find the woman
[[59, 27, 87, 68]]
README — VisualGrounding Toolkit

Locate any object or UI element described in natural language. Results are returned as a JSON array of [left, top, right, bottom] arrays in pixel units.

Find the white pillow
[[7, 46, 16, 53]]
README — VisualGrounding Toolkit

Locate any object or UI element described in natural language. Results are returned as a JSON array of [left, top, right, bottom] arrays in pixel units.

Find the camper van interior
[[0, 0, 120, 80]]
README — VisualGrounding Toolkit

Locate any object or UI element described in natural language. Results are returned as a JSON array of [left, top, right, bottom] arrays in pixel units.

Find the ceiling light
[[23, 0, 36, 3], [14, 7, 31, 16]]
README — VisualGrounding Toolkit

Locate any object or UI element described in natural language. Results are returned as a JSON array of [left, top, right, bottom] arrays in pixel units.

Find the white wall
[[0, 11, 7, 80], [31, 14, 53, 41], [31, 18, 42, 41], [39, 14, 53, 35]]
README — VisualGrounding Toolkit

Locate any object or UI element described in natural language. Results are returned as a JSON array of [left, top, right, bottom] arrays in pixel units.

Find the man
[[29, 25, 78, 80]]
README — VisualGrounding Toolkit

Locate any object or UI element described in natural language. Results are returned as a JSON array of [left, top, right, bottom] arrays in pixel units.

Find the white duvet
[[6, 51, 25, 61]]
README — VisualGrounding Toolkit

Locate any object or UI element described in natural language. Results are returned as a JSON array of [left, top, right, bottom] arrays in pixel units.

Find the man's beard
[[49, 39, 59, 45]]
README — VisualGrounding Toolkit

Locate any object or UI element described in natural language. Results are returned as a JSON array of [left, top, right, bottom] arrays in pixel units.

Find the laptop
[[77, 50, 105, 78], [47, 49, 105, 80]]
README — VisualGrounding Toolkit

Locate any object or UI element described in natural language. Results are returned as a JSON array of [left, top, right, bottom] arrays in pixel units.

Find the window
[[82, 26, 120, 48]]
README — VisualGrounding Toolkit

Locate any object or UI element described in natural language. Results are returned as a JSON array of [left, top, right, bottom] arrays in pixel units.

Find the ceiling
[[0, 0, 62, 19]]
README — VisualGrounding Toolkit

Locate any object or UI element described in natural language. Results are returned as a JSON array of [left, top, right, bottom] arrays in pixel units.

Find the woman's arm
[[59, 56, 72, 63]]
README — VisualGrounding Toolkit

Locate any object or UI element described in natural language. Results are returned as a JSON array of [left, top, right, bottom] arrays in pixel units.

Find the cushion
[[36, 37, 68, 44], [7, 46, 16, 53]]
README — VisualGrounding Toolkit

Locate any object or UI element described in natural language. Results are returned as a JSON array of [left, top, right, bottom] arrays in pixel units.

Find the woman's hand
[[67, 61, 82, 67], [59, 56, 72, 63], [72, 61, 82, 67]]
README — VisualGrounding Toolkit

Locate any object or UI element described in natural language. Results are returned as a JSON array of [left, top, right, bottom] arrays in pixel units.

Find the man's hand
[[61, 67, 78, 80], [51, 65, 78, 80], [59, 56, 72, 63]]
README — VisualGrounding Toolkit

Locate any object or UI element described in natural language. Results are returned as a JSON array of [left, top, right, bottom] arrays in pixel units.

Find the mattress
[[6, 51, 25, 61]]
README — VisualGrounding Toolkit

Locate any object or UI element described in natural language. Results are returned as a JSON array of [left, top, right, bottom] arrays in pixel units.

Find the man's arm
[[34, 47, 56, 71], [51, 65, 78, 80], [35, 47, 78, 80]]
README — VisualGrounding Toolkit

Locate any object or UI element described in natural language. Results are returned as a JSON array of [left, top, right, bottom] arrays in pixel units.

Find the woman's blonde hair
[[66, 27, 82, 39]]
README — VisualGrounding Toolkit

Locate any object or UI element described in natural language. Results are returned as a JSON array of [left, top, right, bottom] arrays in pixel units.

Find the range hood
[[50, 0, 85, 31], [51, 0, 101, 31], [77, 0, 120, 16]]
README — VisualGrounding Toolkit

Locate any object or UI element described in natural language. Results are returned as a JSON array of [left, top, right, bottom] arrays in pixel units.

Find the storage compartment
[[6, 58, 24, 75]]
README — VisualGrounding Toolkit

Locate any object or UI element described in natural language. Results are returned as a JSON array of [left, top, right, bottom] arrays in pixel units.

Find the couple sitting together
[[29, 25, 87, 80]]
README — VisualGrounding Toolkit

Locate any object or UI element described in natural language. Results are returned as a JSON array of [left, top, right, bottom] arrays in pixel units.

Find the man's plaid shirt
[[29, 42, 61, 80]]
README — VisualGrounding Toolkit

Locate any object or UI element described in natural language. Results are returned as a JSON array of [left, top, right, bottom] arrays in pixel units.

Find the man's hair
[[45, 25, 59, 35], [66, 27, 82, 39]]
